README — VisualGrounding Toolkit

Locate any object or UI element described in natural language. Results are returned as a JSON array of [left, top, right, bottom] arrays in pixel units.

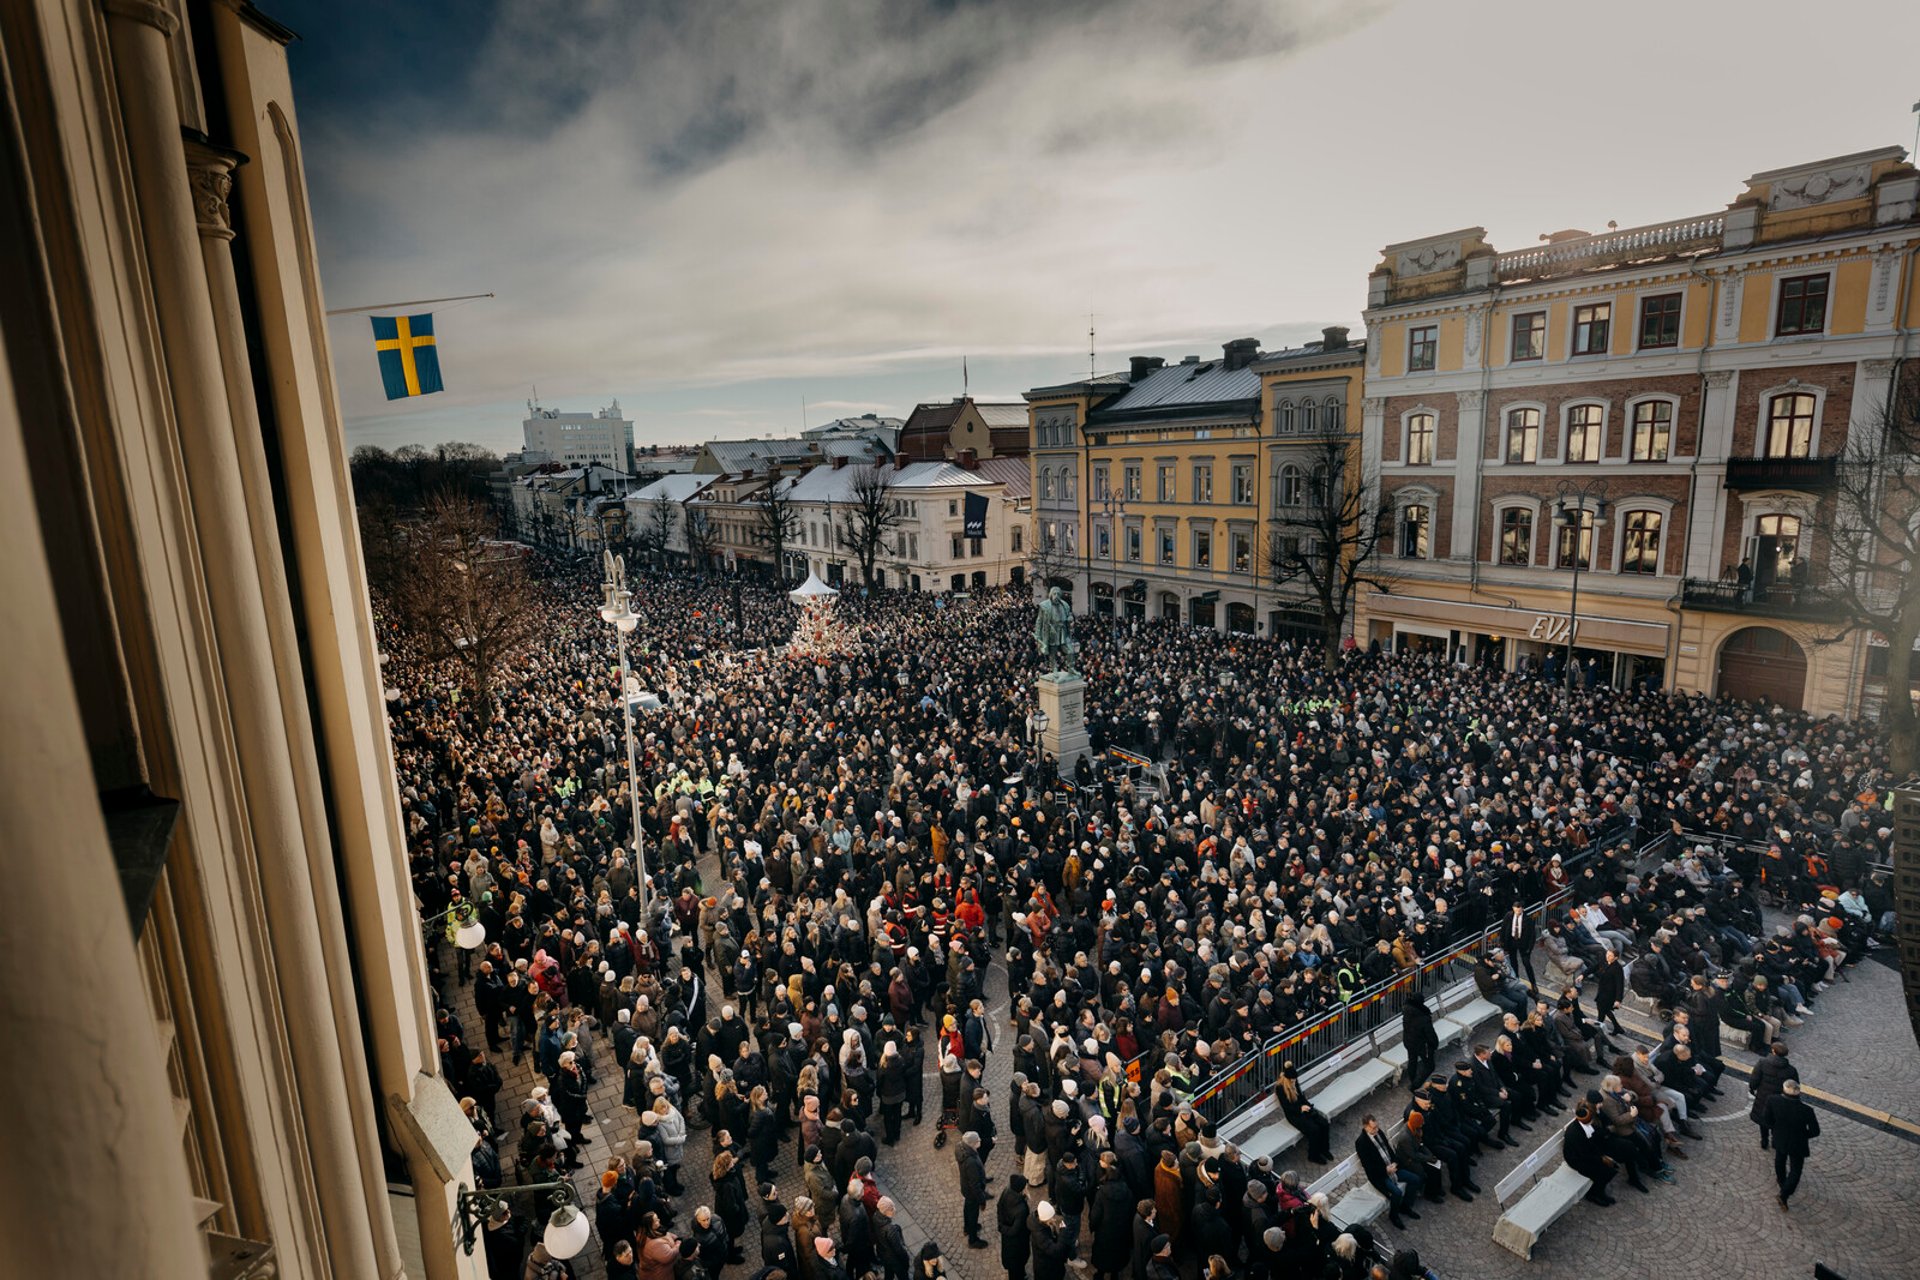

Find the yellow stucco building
[[1358, 147, 1920, 715]]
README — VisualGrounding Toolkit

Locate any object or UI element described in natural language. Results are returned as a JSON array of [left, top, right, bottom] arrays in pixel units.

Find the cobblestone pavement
[[439, 892, 1919, 1280]]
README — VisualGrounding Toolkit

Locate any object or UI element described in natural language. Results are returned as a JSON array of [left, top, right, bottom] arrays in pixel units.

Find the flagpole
[[325, 291, 494, 317]]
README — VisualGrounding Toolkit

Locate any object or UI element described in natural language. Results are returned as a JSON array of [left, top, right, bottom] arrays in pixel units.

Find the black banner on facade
[[963, 491, 988, 540]]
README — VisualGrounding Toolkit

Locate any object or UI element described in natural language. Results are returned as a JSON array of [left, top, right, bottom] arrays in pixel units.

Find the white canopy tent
[[788, 571, 839, 602]]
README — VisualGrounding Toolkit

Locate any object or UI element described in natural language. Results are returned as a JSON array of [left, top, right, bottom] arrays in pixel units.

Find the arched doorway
[[1226, 602, 1255, 634], [1159, 591, 1180, 620], [1716, 626, 1807, 710], [1090, 581, 1115, 616]]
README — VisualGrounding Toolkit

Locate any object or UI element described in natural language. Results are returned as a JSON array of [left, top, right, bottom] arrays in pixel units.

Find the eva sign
[[1528, 614, 1578, 645]]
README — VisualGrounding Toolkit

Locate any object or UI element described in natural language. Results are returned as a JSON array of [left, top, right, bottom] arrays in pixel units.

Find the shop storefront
[[1362, 592, 1670, 689]]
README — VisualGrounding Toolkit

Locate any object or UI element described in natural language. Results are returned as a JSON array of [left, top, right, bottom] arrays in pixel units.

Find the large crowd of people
[[389, 557, 1897, 1280]]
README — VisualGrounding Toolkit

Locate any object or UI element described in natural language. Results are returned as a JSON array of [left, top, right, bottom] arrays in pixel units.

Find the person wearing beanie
[[1031, 1198, 1073, 1280]]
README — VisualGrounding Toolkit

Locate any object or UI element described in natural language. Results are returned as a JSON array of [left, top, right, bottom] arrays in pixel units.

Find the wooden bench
[[1217, 1094, 1301, 1165], [1305, 1119, 1409, 1231], [1437, 996, 1501, 1044], [1314, 1054, 1396, 1121], [1490, 1128, 1592, 1260]]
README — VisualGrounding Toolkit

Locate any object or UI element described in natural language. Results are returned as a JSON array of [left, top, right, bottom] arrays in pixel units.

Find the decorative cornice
[[102, 0, 179, 36], [182, 136, 245, 241]]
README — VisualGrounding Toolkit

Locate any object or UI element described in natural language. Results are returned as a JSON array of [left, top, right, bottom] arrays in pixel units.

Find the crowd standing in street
[[392, 561, 1892, 1279]]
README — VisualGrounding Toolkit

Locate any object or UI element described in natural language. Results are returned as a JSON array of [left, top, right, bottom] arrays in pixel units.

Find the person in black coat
[[1594, 950, 1626, 1034], [998, 1174, 1033, 1280], [553, 1054, 592, 1170], [1764, 1079, 1820, 1209], [1561, 1106, 1617, 1205], [1749, 1042, 1800, 1150], [873, 1197, 911, 1280], [1402, 998, 1440, 1090], [1354, 1116, 1422, 1230], [1086, 1162, 1132, 1280], [748, 1092, 781, 1183], [957, 1131, 990, 1247], [1273, 1064, 1332, 1163], [758, 1202, 794, 1274], [1503, 904, 1539, 989], [1030, 1207, 1074, 1280]]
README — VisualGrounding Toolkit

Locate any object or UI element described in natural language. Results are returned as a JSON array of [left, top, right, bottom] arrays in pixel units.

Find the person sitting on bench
[[1355, 1115, 1424, 1230], [1273, 1062, 1334, 1164], [1561, 1102, 1618, 1206]]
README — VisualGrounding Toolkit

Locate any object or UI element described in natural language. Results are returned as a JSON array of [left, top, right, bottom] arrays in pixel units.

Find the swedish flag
[[371, 313, 444, 399]]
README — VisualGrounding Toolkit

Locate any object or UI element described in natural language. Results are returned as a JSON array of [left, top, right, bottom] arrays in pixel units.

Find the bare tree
[[752, 478, 803, 581], [390, 492, 539, 704], [1026, 514, 1079, 595], [1266, 430, 1395, 670], [1818, 370, 1920, 776], [644, 494, 678, 568], [835, 465, 905, 588], [684, 505, 717, 575]]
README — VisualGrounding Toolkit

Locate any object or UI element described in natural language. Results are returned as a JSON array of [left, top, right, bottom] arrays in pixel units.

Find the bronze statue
[[1034, 585, 1078, 675]]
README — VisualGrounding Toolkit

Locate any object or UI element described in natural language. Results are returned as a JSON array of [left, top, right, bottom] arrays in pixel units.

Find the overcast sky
[[276, 0, 1920, 455]]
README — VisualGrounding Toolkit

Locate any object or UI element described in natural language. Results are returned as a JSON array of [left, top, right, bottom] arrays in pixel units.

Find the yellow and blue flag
[[371, 313, 444, 400]]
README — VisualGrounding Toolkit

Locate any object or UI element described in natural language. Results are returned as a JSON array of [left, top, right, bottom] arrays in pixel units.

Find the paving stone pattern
[[439, 878, 1920, 1280]]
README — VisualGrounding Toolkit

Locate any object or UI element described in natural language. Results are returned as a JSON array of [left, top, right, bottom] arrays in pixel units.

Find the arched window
[[1566, 404, 1603, 462], [1498, 506, 1534, 565], [1281, 465, 1305, 507], [1506, 407, 1540, 463], [1301, 401, 1318, 433], [1309, 464, 1330, 508], [1399, 504, 1431, 558], [1037, 467, 1054, 499], [1324, 398, 1344, 431], [1406, 412, 1435, 465], [1620, 509, 1663, 574], [1277, 401, 1295, 433], [1764, 393, 1815, 458], [1631, 400, 1672, 462]]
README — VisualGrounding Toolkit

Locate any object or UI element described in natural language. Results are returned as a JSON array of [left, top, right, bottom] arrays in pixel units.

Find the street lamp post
[[1553, 478, 1609, 707], [1100, 494, 1126, 621], [598, 550, 653, 939]]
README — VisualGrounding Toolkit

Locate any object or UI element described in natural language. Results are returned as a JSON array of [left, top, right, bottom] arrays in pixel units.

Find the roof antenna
[[1089, 314, 1097, 381]]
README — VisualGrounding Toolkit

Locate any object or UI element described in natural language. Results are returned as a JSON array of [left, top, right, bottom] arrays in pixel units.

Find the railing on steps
[[1162, 819, 1661, 1129]]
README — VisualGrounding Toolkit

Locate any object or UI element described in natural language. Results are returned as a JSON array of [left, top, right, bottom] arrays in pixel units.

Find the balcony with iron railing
[[1680, 577, 1844, 621], [1494, 214, 1725, 282], [1723, 454, 1840, 490]]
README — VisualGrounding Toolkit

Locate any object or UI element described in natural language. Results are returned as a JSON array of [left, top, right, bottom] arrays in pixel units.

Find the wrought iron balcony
[[1723, 455, 1839, 490], [1680, 578, 1842, 621]]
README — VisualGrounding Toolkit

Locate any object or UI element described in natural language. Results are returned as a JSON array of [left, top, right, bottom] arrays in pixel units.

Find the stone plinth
[[1036, 670, 1090, 775]]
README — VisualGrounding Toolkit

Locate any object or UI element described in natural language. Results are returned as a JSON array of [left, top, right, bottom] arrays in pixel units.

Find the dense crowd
[[390, 559, 1897, 1280]]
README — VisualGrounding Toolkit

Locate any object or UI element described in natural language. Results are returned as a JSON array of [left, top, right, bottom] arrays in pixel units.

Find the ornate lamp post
[[454, 1180, 588, 1259], [1100, 493, 1126, 619], [598, 551, 653, 933]]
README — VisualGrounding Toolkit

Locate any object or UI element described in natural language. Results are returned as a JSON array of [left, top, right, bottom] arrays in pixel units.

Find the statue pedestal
[[1036, 671, 1091, 778]]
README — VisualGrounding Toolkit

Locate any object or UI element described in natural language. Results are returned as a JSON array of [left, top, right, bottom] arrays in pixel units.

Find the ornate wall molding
[[102, 0, 180, 36], [182, 138, 244, 241]]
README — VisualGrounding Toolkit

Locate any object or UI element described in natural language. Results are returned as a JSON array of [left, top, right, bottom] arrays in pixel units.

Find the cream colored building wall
[[0, 1, 480, 1276]]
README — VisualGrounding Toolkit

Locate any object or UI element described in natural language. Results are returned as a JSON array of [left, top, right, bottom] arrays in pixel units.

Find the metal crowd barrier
[[1167, 820, 1657, 1128]]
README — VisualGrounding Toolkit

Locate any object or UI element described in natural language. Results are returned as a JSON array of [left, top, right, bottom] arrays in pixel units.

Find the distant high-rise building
[[523, 398, 634, 471]]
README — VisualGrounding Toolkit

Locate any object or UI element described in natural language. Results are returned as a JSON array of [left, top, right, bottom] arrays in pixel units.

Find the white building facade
[[522, 399, 635, 471]]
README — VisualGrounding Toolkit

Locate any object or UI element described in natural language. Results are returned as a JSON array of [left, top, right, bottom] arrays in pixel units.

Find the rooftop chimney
[[956, 448, 978, 470], [832, 454, 848, 469], [1129, 355, 1166, 383], [1223, 337, 1261, 371], [1321, 326, 1350, 350]]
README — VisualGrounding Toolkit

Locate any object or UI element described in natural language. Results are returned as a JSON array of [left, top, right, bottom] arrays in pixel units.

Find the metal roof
[[626, 474, 713, 504], [1091, 358, 1263, 412]]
